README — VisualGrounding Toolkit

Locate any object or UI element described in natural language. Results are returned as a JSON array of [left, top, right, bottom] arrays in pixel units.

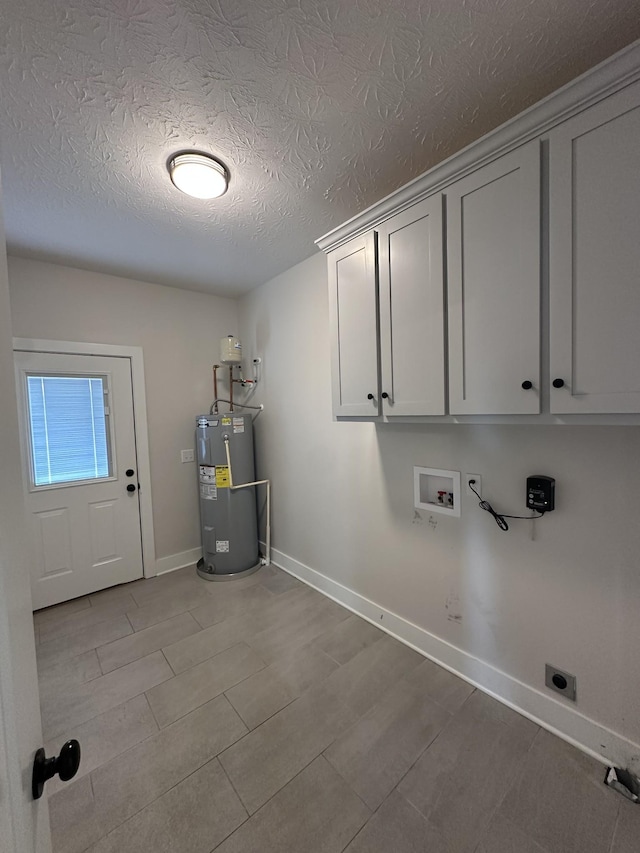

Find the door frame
[[13, 338, 157, 580]]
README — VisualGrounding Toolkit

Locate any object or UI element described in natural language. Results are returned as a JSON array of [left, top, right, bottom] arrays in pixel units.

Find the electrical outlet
[[181, 449, 194, 463], [545, 664, 576, 701], [466, 474, 482, 497]]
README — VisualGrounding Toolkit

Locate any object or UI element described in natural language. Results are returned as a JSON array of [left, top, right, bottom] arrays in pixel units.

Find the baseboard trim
[[266, 543, 640, 774], [155, 547, 202, 576]]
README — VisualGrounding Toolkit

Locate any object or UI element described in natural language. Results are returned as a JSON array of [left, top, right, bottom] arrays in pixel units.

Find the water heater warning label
[[215, 466, 230, 488], [200, 484, 217, 501], [233, 417, 245, 434], [199, 466, 215, 482], [216, 540, 230, 553]]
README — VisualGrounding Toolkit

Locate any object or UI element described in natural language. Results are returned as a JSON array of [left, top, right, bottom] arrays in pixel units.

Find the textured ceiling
[[1, 1, 639, 297]]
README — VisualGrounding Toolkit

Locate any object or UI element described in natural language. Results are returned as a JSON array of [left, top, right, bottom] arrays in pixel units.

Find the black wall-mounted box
[[526, 475, 555, 512]]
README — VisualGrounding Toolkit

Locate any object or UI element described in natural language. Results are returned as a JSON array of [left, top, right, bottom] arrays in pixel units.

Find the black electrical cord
[[469, 483, 544, 532]]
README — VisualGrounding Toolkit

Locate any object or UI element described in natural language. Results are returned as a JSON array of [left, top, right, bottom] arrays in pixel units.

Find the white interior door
[[14, 351, 144, 610], [1, 216, 51, 849]]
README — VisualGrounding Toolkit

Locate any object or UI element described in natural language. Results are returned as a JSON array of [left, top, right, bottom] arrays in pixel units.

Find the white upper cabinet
[[377, 196, 445, 416], [549, 82, 640, 413], [446, 142, 541, 415], [320, 43, 640, 422], [328, 232, 380, 416]]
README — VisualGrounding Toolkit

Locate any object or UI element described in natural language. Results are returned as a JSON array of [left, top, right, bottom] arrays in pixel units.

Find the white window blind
[[26, 375, 112, 487]]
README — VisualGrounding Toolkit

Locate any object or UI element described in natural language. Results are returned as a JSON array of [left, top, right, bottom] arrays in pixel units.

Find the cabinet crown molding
[[316, 39, 640, 254]]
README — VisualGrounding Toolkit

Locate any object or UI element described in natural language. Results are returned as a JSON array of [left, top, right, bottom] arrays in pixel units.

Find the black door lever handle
[[32, 739, 81, 799]]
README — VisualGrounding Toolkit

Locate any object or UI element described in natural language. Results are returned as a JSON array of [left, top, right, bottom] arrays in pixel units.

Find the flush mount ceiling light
[[168, 152, 229, 199]]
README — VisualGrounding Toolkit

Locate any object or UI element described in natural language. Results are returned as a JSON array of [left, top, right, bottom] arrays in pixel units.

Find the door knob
[[32, 740, 81, 799], [125, 468, 135, 477], [552, 378, 565, 389], [127, 484, 136, 492], [521, 380, 533, 390]]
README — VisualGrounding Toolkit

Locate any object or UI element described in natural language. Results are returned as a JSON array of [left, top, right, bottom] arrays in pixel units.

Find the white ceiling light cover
[[169, 153, 229, 199]]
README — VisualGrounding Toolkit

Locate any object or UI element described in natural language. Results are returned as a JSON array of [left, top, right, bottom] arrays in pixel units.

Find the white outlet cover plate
[[466, 474, 482, 497], [181, 449, 194, 463]]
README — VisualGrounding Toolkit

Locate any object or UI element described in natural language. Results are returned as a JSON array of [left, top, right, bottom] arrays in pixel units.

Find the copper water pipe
[[212, 365, 219, 413]]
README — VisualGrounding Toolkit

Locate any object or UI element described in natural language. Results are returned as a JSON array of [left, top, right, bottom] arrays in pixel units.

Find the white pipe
[[224, 437, 271, 566]]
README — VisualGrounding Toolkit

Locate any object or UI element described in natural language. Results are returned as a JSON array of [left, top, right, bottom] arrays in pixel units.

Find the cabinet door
[[549, 83, 640, 413], [377, 196, 445, 416], [328, 232, 381, 417], [447, 142, 541, 414]]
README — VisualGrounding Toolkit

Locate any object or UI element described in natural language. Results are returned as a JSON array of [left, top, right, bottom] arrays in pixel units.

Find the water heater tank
[[195, 412, 260, 580]]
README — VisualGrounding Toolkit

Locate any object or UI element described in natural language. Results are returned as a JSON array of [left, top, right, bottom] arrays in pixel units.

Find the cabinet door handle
[[521, 381, 533, 390], [367, 393, 375, 400], [381, 392, 389, 399], [552, 378, 565, 389]]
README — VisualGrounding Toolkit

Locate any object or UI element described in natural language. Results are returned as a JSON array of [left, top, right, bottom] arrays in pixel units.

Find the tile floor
[[35, 564, 638, 853]]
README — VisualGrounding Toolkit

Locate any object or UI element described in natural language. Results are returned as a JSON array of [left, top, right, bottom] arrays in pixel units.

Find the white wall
[[8, 257, 238, 569], [0, 204, 51, 848], [239, 251, 640, 771]]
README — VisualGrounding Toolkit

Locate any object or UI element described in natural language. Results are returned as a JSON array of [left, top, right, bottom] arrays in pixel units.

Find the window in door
[[25, 374, 114, 488]]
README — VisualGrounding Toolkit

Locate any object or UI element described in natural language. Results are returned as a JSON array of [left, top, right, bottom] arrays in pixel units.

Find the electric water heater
[[195, 412, 260, 580]]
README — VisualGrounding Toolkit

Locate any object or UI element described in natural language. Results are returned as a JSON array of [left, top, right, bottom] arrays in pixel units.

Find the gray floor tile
[[88, 584, 141, 609], [246, 597, 351, 664], [45, 693, 158, 795], [127, 587, 208, 632], [225, 667, 296, 729], [419, 781, 500, 853], [97, 611, 201, 673], [398, 687, 537, 824], [405, 658, 475, 714], [460, 687, 540, 738], [146, 642, 265, 728], [259, 569, 303, 595], [611, 799, 640, 853], [37, 615, 134, 668], [49, 775, 106, 853], [215, 756, 370, 853], [34, 596, 90, 627], [315, 613, 385, 665], [344, 790, 447, 853], [89, 758, 247, 853], [497, 729, 620, 853], [38, 595, 138, 644], [325, 674, 450, 810], [40, 571, 624, 853], [476, 814, 552, 853], [322, 634, 424, 717], [225, 641, 341, 729], [42, 651, 172, 740], [92, 694, 247, 834], [268, 643, 340, 696], [126, 566, 206, 607], [190, 584, 274, 629], [38, 649, 103, 699], [162, 587, 312, 674], [219, 683, 359, 814]]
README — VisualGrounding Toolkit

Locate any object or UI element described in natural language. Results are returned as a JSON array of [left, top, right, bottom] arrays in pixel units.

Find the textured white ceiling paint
[[0, 1, 639, 296]]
